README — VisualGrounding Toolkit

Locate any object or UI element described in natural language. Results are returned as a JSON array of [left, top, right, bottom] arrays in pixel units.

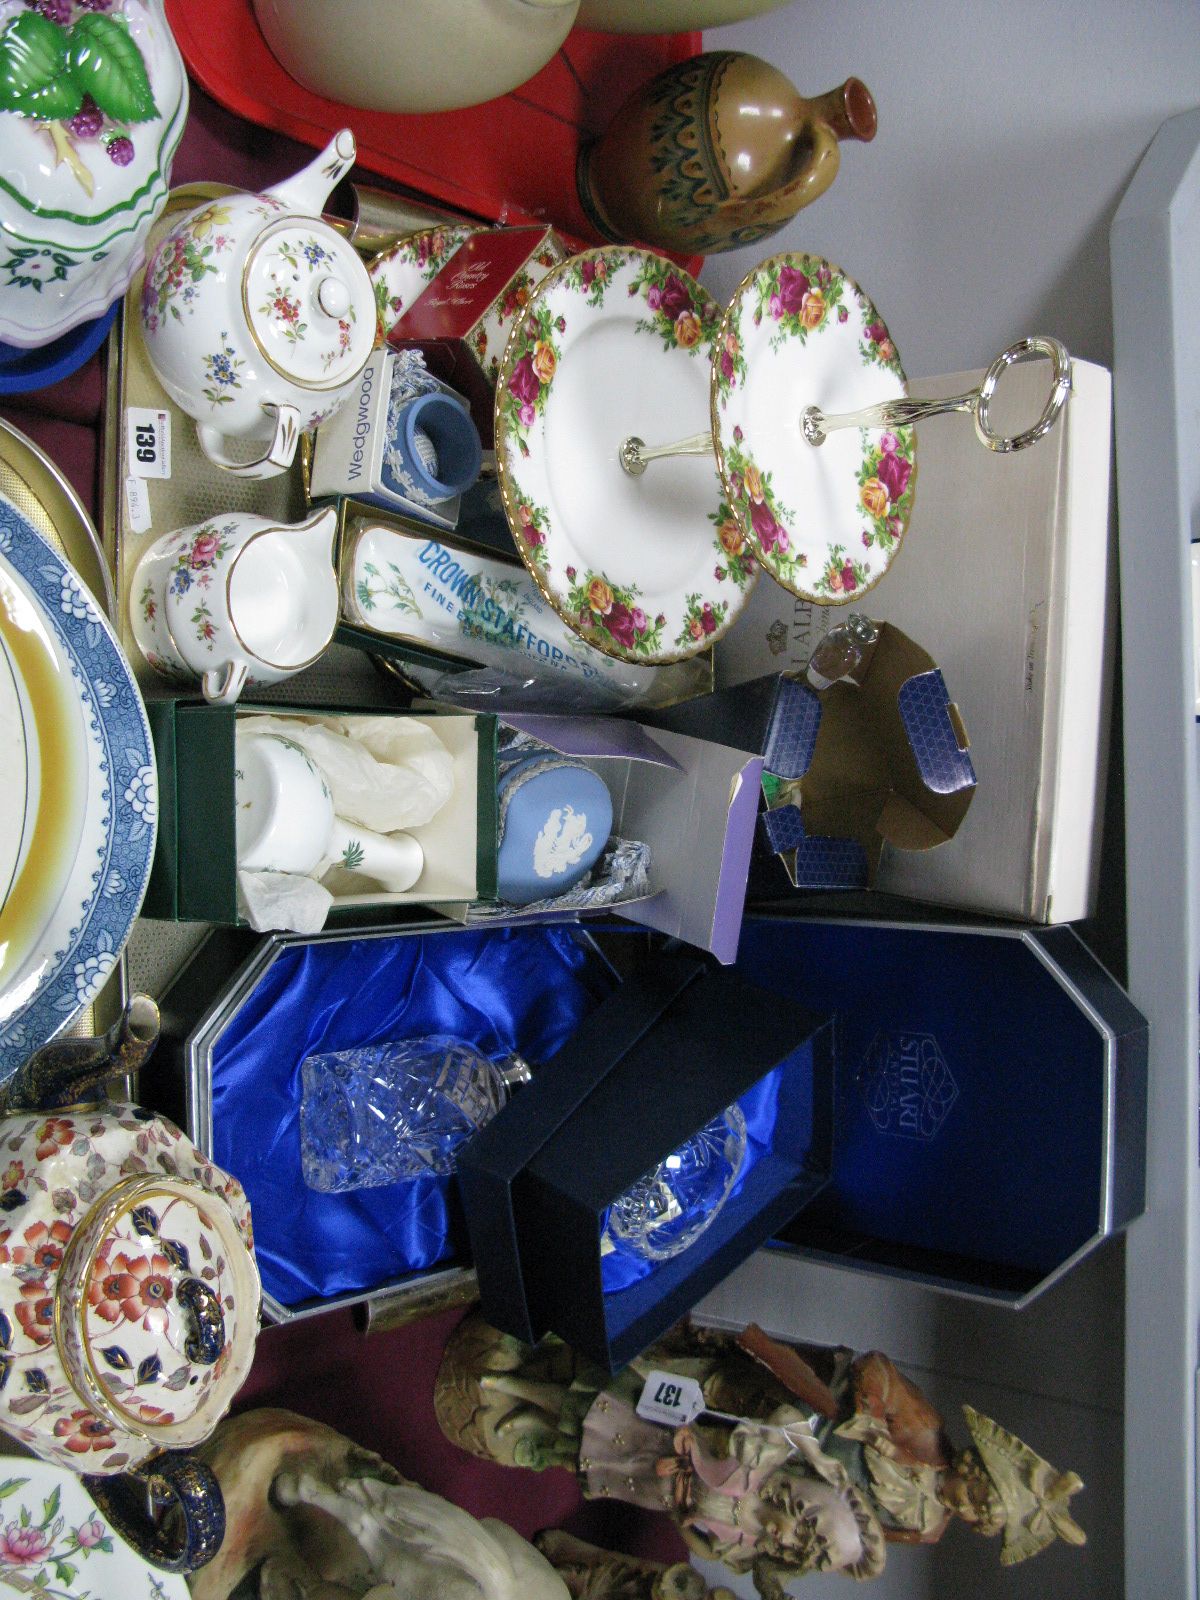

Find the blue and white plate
[[0, 496, 156, 1081]]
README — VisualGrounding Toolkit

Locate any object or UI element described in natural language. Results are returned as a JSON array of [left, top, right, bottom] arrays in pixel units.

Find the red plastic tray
[[166, 0, 700, 246]]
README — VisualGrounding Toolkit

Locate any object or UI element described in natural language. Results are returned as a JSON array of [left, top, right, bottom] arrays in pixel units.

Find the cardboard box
[[144, 701, 760, 962], [387, 226, 567, 445], [715, 359, 1114, 922], [141, 701, 496, 923], [458, 947, 833, 1370], [644, 626, 976, 893], [440, 711, 764, 964], [333, 501, 716, 713], [737, 914, 1147, 1306], [309, 347, 474, 529], [152, 919, 622, 1323]]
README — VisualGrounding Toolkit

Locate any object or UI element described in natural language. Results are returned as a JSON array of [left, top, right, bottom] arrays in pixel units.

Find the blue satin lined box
[[156, 918, 621, 1323], [737, 915, 1147, 1305], [458, 947, 833, 1371]]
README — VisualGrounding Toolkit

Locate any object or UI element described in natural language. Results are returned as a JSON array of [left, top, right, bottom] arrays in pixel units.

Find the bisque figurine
[[536, 1530, 736, 1600], [189, 1407, 570, 1600], [434, 1315, 1086, 1596]]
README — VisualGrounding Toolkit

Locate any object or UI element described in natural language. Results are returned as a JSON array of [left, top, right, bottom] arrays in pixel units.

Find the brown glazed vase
[[578, 51, 877, 255]]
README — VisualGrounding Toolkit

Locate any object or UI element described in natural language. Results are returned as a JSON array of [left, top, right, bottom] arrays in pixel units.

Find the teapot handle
[[196, 403, 302, 479], [84, 1452, 225, 1573]]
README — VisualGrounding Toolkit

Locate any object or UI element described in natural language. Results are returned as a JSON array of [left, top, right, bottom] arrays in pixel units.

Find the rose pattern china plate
[[0, 1454, 189, 1598], [367, 225, 480, 342], [0, 498, 156, 1081], [713, 252, 914, 603], [495, 247, 758, 665]]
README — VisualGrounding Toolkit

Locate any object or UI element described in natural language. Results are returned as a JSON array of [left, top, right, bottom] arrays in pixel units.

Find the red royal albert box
[[387, 226, 567, 446]]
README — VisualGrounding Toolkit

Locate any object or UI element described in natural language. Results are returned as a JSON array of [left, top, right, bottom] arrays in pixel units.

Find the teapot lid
[[58, 1176, 260, 1449], [243, 217, 375, 391]]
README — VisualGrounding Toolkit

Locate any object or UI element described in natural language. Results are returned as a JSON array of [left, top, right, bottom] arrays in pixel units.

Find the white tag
[[124, 474, 152, 534], [635, 1370, 706, 1428], [126, 407, 171, 480]]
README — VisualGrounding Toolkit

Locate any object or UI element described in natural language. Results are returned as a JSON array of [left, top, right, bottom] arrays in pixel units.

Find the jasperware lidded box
[[736, 913, 1147, 1306], [457, 946, 834, 1370]]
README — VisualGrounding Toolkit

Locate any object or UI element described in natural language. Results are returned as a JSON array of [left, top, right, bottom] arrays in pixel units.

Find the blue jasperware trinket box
[[495, 748, 613, 904]]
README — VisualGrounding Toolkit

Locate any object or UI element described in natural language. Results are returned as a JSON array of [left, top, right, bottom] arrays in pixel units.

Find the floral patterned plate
[[712, 252, 913, 603], [495, 248, 758, 664], [367, 224, 480, 342], [0, 1453, 189, 1599], [0, 496, 156, 1081]]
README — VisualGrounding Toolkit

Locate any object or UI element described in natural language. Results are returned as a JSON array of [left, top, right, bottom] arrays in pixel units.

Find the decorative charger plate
[[367, 224, 481, 341], [712, 252, 914, 603], [0, 1452, 189, 1598], [0, 498, 156, 1081], [495, 248, 758, 665]]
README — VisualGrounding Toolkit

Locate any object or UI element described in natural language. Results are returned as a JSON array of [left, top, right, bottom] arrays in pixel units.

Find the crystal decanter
[[300, 1034, 532, 1193]]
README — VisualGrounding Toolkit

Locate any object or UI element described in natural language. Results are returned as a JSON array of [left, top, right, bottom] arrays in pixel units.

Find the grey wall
[[689, 5, 1199, 1598], [699, 0, 1200, 375]]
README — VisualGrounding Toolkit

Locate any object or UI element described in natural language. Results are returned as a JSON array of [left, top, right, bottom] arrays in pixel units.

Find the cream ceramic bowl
[[251, 0, 580, 114], [576, 0, 792, 28]]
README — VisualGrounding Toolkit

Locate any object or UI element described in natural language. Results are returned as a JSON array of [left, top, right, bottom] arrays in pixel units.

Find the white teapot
[[139, 130, 376, 479]]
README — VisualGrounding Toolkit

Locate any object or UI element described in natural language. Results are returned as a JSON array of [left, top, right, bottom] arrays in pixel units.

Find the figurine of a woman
[[434, 1316, 1085, 1596]]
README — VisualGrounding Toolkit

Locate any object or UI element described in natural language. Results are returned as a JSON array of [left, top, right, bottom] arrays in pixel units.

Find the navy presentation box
[[737, 915, 1147, 1305], [458, 948, 833, 1371]]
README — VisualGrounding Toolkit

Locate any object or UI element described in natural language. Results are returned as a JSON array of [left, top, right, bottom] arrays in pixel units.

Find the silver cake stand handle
[[801, 335, 1073, 453]]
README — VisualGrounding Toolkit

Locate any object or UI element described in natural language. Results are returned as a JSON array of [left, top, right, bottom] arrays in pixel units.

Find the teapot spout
[[265, 129, 357, 216]]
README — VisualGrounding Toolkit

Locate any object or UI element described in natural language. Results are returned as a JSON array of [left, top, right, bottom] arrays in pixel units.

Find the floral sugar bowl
[[0, 1090, 260, 1571], [0, 0, 187, 348], [140, 130, 376, 479]]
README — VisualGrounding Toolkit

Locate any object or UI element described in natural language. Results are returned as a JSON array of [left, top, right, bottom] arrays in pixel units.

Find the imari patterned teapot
[[139, 128, 376, 479], [0, 998, 261, 1572]]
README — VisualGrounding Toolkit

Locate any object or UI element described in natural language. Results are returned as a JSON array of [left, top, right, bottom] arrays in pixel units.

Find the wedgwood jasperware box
[[153, 919, 622, 1324], [458, 946, 834, 1371], [737, 914, 1147, 1306], [142, 700, 496, 924], [435, 711, 764, 964], [643, 627, 977, 896]]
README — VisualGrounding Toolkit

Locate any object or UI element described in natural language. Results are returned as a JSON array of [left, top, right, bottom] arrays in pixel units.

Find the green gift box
[[142, 700, 497, 923]]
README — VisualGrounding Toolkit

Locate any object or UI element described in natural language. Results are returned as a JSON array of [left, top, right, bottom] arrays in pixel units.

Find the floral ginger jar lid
[[0, 0, 187, 348], [0, 1105, 260, 1473]]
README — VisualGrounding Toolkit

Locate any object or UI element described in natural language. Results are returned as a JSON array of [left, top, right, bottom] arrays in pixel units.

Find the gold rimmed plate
[[494, 247, 759, 666], [711, 252, 914, 603]]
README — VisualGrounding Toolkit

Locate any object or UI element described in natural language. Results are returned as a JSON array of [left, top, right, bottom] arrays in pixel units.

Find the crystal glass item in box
[[300, 1034, 531, 1192], [604, 1103, 748, 1263]]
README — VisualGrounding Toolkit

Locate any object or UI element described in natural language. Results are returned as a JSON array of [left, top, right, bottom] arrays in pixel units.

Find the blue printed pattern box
[[310, 347, 470, 529], [644, 628, 976, 892]]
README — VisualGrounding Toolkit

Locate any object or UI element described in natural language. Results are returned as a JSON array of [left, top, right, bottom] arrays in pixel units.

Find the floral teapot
[[0, 996, 261, 1573], [140, 129, 376, 479]]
